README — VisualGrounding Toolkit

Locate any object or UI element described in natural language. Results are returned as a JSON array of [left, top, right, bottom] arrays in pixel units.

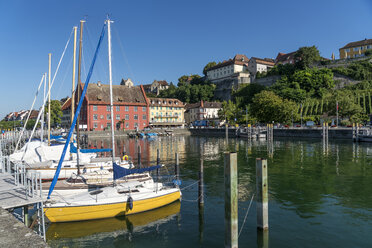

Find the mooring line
[[238, 193, 255, 238]]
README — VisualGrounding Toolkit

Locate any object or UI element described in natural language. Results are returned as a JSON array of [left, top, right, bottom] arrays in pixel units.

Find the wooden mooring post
[[199, 149, 204, 206], [256, 158, 268, 230], [224, 152, 238, 248]]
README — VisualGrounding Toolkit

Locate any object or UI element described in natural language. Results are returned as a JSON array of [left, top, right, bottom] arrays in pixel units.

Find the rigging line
[[113, 26, 136, 83], [238, 193, 255, 238], [15, 74, 45, 151], [54, 55, 73, 100], [85, 23, 108, 82], [21, 28, 73, 160]]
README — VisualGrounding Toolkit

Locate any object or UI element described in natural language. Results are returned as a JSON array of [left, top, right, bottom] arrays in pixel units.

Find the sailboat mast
[[71, 26, 77, 141], [41, 72, 47, 144], [107, 18, 116, 166], [76, 20, 85, 175], [48, 53, 51, 146]]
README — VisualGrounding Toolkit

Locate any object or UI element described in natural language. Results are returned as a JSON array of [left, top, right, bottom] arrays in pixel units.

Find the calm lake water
[[47, 135, 372, 248]]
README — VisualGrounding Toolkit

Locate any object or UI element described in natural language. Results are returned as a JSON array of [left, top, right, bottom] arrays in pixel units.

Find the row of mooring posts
[[224, 152, 269, 248]]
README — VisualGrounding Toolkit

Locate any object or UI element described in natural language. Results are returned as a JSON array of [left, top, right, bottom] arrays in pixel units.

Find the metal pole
[[107, 18, 116, 167], [175, 152, 179, 181], [256, 158, 269, 230], [224, 152, 238, 248], [48, 53, 51, 146], [336, 101, 339, 127]]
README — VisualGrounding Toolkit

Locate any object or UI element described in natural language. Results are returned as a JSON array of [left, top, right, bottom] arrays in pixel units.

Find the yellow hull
[[45, 191, 181, 222]]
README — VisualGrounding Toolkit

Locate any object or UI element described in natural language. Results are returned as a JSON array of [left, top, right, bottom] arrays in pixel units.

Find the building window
[[107, 114, 111, 120], [125, 106, 129, 111], [353, 47, 359, 52], [134, 114, 138, 120], [134, 122, 138, 128], [143, 123, 146, 126], [134, 106, 138, 112], [100, 115, 104, 119], [93, 105, 97, 111], [93, 122, 98, 128], [116, 106, 120, 112], [93, 114, 98, 120], [106, 105, 110, 111], [125, 123, 129, 128], [142, 107, 146, 112], [116, 114, 120, 120], [107, 122, 111, 128], [125, 114, 129, 120], [142, 114, 146, 120], [101, 124, 104, 129], [345, 48, 350, 52]]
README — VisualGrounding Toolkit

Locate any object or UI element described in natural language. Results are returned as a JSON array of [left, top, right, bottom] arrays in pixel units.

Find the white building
[[248, 57, 275, 79], [206, 54, 251, 84], [185, 100, 222, 124]]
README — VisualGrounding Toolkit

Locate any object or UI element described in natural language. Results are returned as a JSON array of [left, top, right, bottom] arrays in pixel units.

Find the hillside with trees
[[219, 46, 372, 125]]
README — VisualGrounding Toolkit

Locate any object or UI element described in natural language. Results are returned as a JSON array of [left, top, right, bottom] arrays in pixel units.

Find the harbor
[[1, 2, 372, 247]]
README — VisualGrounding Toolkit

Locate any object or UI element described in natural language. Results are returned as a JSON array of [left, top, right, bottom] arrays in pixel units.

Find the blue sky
[[1, 0, 372, 119]]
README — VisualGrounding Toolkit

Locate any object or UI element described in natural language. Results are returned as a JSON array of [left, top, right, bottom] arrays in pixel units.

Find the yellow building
[[339, 38, 372, 59], [148, 98, 185, 127]]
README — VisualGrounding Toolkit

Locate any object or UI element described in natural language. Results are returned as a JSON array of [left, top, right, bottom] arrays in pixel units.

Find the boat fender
[[83, 167, 87, 174], [127, 196, 133, 210]]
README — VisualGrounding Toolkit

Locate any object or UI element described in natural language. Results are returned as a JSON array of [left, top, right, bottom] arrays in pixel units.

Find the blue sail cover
[[113, 163, 161, 180], [69, 142, 112, 153], [47, 24, 106, 199]]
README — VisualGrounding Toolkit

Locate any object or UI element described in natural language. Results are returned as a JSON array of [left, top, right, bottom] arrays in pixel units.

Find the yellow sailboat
[[44, 178, 181, 222]]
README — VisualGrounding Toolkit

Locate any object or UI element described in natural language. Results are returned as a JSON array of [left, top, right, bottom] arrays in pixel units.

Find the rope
[[182, 194, 203, 202], [15, 74, 45, 151], [238, 193, 255, 238], [180, 180, 200, 191]]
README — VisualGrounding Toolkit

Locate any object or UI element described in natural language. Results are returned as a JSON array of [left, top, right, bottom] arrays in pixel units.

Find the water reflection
[[47, 201, 180, 245], [71, 135, 372, 248]]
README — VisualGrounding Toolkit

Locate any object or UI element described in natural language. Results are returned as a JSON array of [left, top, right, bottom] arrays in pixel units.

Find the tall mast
[[106, 18, 116, 166], [76, 20, 85, 175], [41, 72, 47, 144], [71, 26, 77, 143], [48, 53, 51, 146]]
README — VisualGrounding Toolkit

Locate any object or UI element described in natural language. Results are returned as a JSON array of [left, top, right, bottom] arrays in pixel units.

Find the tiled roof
[[155, 80, 168, 86], [340, 38, 372, 49], [149, 98, 185, 107], [206, 54, 249, 71], [275, 51, 296, 64], [82, 82, 147, 105], [251, 57, 275, 66], [186, 101, 222, 109]]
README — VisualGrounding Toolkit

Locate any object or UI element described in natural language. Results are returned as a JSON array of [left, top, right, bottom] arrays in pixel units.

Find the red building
[[76, 82, 149, 131]]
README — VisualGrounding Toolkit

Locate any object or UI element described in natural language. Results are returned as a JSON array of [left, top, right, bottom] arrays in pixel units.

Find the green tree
[[45, 100, 62, 127], [294, 46, 321, 70], [203, 62, 217, 76], [233, 83, 266, 107], [250, 90, 298, 124]]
